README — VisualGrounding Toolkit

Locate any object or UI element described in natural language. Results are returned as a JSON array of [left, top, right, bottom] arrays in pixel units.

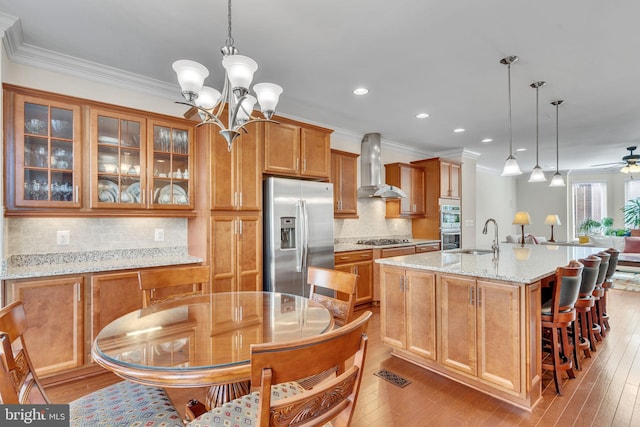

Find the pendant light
[[549, 100, 566, 187], [500, 56, 523, 176], [528, 81, 547, 182]]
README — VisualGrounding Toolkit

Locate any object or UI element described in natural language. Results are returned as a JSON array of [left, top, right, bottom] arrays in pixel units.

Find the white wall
[[475, 168, 517, 246]]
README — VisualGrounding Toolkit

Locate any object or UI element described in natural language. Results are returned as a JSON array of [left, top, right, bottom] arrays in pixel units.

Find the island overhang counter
[[375, 243, 605, 411]]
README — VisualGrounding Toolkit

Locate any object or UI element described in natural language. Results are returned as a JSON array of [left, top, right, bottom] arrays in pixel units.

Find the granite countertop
[[334, 239, 440, 253], [1, 247, 203, 280], [375, 243, 605, 284]]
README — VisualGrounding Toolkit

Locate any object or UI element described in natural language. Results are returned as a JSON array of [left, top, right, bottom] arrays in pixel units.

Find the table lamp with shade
[[544, 214, 561, 242], [513, 211, 532, 246]]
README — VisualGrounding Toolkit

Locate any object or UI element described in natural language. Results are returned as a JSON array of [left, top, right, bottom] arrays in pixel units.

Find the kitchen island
[[376, 243, 604, 411]]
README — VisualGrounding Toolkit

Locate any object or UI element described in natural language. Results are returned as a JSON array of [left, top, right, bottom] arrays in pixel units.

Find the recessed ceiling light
[[353, 87, 369, 95], [415, 113, 430, 119], [516, 148, 527, 152], [481, 138, 493, 143], [453, 128, 465, 133]]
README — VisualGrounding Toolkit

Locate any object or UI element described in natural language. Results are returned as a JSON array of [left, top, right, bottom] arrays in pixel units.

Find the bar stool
[[574, 255, 601, 364], [592, 251, 610, 341], [601, 247, 620, 332], [541, 260, 583, 395]]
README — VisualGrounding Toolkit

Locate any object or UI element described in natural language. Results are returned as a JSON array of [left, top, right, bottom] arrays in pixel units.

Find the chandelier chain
[[226, 0, 234, 48]]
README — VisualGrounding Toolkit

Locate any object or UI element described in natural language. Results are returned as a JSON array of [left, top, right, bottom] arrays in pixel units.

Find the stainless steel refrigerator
[[263, 177, 335, 297]]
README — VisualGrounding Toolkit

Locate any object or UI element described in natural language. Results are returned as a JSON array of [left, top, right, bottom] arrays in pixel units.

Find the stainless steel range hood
[[357, 133, 407, 199]]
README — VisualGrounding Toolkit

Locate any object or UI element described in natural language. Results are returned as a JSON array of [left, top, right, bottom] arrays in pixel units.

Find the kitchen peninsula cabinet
[[334, 250, 373, 305], [439, 274, 521, 392], [380, 266, 436, 361], [5, 276, 84, 377], [384, 163, 425, 218], [263, 119, 332, 179], [210, 214, 262, 293], [211, 122, 262, 211], [5, 91, 83, 210], [331, 149, 359, 218]]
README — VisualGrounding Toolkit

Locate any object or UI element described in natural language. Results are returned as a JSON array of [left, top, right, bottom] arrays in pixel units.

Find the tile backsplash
[[5, 217, 187, 256], [333, 198, 411, 241]]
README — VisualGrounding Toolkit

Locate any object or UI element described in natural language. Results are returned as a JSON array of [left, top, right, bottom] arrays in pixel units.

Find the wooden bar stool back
[[541, 260, 583, 395], [602, 247, 620, 331], [575, 255, 601, 360], [591, 251, 610, 340]]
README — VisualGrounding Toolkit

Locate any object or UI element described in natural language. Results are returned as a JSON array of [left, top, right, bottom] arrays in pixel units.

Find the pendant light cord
[[555, 103, 559, 173], [536, 86, 539, 164], [508, 62, 513, 156]]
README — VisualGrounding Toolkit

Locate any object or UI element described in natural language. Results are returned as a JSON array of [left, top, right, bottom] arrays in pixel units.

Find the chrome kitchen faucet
[[482, 218, 500, 257]]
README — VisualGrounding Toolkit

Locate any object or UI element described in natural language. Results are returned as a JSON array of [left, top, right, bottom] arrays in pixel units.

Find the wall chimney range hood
[[358, 133, 407, 199]]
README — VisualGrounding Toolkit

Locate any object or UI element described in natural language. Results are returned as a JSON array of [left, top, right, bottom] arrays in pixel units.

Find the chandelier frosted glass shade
[[172, 60, 210, 97], [254, 83, 283, 118], [501, 155, 523, 176], [236, 95, 257, 122], [528, 166, 547, 182], [194, 86, 222, 110], [549, 172, 566, 187], [222, 55, 258, 91], [621, 163, 640, 173]]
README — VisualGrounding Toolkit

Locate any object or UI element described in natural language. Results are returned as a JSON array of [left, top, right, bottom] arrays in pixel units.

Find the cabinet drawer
[[381, 246, 416, 258], [416, 243, 440, 252], [335, 250, 373, 264]]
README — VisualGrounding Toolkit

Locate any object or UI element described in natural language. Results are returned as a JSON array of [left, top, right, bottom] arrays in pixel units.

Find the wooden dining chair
[[0, 301, 181, 426], [187, 310, 371, 427], [138, 265, 210, 307], [308, 266, 358, 327]]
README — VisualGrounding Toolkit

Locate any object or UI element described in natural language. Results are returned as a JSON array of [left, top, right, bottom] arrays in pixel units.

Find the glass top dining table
[[91, 291, 334, 393]]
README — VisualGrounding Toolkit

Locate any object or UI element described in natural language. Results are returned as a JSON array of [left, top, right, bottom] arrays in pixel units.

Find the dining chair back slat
[[138, 265, 210, 307], [308, 266, 357, 327]]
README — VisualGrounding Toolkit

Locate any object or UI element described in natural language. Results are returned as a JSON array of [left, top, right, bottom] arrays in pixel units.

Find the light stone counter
[[1, 246, 203, 280], [334, 239, 440, 253], [376, 243, 605, 284]]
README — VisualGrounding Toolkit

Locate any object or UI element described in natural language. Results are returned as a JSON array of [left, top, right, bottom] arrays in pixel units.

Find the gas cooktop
[[356, 238, 411, 246]]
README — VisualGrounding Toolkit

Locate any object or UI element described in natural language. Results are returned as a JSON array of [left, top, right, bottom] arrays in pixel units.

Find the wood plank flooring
[[45, 288, 640, 426]]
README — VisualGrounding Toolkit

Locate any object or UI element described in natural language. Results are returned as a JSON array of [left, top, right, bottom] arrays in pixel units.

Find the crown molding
[[0, 13, 178, 100]]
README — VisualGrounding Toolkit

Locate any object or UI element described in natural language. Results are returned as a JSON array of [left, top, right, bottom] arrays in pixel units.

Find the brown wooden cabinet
[[91, 110, 194, 210], [440, 160, 461, 199], [90, 271, 143, 345], [439, 274, 521, 392], [263, 119, 332, 179], [4, 85, 197, 216], [380, 266, 436, 361], [334, 250, 373, 305], [211, 214, 262, 293], [5, 276, 84, 377], [330, 149, 359, 218], [5, 91, 83, 210], [384, 163, 425, 218], [211, 122, 262, 211]]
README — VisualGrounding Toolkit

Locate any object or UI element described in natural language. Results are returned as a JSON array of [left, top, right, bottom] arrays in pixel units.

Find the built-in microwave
[[440, 204, 461, 228], [441, 229, 461, 250]]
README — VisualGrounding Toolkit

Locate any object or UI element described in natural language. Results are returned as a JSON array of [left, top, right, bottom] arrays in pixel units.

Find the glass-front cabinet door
[[148, 119, 193, 209], [14, 94, 82, 208], [91, 109, 147, 208]]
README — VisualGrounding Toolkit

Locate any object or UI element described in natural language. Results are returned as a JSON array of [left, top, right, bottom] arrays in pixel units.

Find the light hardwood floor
[[46, 287, 640, 426]]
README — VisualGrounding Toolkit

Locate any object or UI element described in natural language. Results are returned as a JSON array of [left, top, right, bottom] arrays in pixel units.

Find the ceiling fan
[[591, 146, 640, 172]]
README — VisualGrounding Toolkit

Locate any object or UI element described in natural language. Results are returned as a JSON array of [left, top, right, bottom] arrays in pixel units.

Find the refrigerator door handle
[[301, 199, 309, 271], [295, 200, 304, 272]]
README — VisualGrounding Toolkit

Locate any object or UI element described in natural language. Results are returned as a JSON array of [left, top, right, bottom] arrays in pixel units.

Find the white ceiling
[[0, 0, 639, 175]]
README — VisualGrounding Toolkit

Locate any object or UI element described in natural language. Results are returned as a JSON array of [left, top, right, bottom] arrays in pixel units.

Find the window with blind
[[572, 182, 607, 238]]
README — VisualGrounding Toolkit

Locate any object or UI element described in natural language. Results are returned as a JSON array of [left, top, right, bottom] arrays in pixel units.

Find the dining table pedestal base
[[206, 380, 251, 408]]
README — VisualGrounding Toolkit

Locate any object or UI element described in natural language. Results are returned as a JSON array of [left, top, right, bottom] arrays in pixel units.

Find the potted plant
[[622, 199, 640, 236], [578, 217, 601, 243], [601, 217, 614, 235]]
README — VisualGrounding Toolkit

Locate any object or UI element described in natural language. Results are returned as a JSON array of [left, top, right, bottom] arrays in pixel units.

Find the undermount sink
[[450, 248, 495, 255]]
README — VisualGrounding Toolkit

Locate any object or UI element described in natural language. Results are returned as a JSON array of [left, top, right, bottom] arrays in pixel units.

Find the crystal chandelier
[[172, 0, 283, 151], [500, 56, 523, 177]]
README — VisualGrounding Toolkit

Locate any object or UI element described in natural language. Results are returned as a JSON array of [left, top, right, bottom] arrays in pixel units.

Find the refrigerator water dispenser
[[280, 217, 296, 249]]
